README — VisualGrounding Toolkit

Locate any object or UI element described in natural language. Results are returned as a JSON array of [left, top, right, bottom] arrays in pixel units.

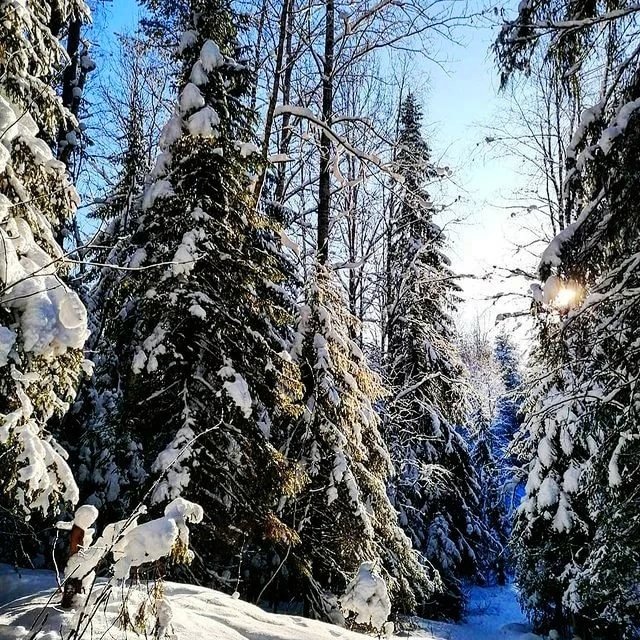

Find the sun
[[553, 284, 580, 310]]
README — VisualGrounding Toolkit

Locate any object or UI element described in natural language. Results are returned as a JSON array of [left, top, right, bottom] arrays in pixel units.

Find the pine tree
[[384, 94, 493, 618], [78, 0, 304, 592], [0, 0, 90, 561], [498, 2, 640, 637]]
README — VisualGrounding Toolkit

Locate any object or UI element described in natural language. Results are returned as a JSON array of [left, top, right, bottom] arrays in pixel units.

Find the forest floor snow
[[0, 565, 539, 640], [409, 585, 539, 639]]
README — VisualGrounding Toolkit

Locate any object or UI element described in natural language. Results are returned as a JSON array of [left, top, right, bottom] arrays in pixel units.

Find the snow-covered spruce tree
[[494, 332, 522, 448], [78, 0, 304, 592], [459, 326, 508, 571], [498, 3, 640, 637], [493, 331, 523, 516], [384, 94, 493, 619], [508, 313, 592, 637], [511, 102, 640, 640], [281, 267, 435, 621], [0, 0, 90, 562], [67, 48, 152, 508]]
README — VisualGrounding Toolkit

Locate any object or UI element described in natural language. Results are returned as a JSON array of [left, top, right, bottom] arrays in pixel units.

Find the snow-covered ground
[[410, 585, 539, 640], [0, 566, 539, 640]]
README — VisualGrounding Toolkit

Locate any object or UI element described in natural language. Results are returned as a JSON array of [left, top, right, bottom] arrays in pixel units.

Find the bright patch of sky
[[420, 3, 535, 336]]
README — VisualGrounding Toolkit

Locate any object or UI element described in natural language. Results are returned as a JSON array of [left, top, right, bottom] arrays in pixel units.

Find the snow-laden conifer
[[281, 267, 435, 620], [460, 327, 510, 570], [78, 0, 304, 593], [0, 0, 90, 560], [498, 2, 640, 636], [68, 49, 152, 506], [384, 94, 492, 618]]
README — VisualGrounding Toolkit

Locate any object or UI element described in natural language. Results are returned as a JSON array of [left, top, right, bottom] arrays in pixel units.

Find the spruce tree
[[493, 331, 523, 516], [0, 0, 90, 561], [78, 0, 304, 593], [385, 94, 493, 618], [460, 326, 508, 574], [69, 46, 151, 507], [279, 267, 435, 620], [509, 320, 591, 636], [498, 2, 640, 637]]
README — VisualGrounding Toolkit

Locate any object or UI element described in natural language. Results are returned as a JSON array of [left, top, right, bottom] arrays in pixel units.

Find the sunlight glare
[[554, 285, 579, 309]]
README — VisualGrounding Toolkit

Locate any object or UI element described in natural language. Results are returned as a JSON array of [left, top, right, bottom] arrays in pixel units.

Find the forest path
[[409, 584, 539, 640]]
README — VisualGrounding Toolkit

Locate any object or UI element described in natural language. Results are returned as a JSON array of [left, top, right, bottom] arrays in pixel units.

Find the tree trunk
[[61, 524, 85, 609], [255, 0, 293, 202], [317, 0, 334, 263], [274, 0, 296, 209]]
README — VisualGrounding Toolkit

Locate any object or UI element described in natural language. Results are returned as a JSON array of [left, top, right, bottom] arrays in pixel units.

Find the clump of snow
[[599, 98, 640, 154], [340, 562, 391, 632], [566, 102, 603, 161], [537, 436, 556, 468], [540, 229, 574, 269], [132, 323, 167, 374], [151, 418, 196, 504], [189, 303, 207, 319], [537, 475, 559, 508], [608, 431, 637, 487], [218, 363, 253, 418], [200, 40, 225, 71], [159, 114, 184, 151], [188, 106, 220, 138], [172, 229, 203, 276], [112, 498, 203, 580], [180, 83, 205, 115], [562, 464, 581, 494], [142, 179, 175, 211], [151, 151, 172, 178], [235, 141, 260, 157], [190, 60, 209, 85], [178, 30, 198, 53], [540, 189, 604, 271], [61, 498, 202, 593], [73, 504, 99, 531]]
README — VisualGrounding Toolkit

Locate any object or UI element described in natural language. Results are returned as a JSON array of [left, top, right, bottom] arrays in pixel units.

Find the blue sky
[[95, 0, 531, 333], [430, 28, 532, 329]]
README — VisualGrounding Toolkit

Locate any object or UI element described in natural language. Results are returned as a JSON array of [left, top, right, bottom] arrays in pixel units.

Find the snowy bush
[[60, 498, 203, 603], [340, 562, 393, 635]]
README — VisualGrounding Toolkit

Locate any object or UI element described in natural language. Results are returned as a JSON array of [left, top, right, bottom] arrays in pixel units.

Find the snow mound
[[0, 581, 373, 640], [0, 563, 538, 640]]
